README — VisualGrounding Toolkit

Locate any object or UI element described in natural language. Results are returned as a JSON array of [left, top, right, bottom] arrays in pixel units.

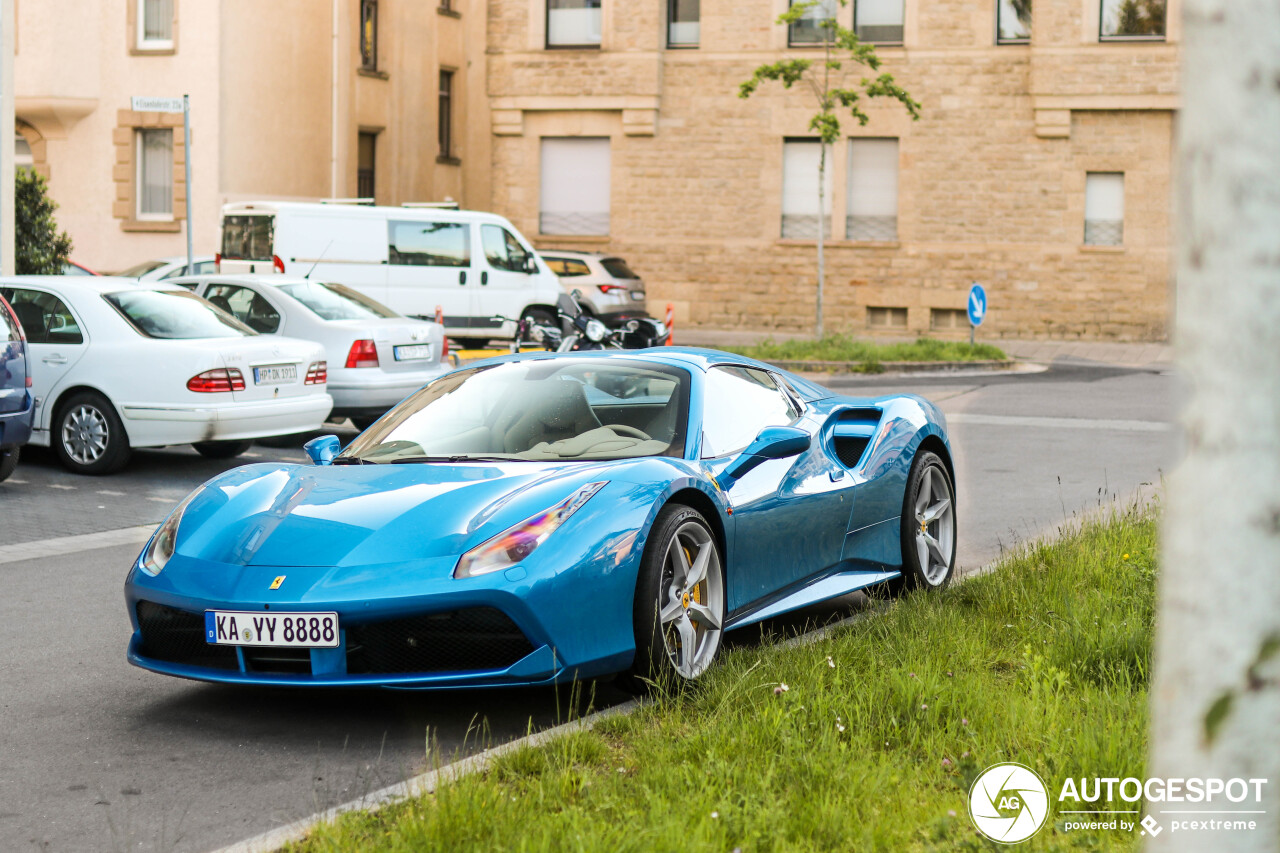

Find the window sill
[[437, 6, 461, 17], [122, 219, 181, 233], [358, 68, 390, 80], [1079, 244, 1126, 253], [1097, 35, 1167, 43], [130, 45, 176, 56], [536, 234, 611, 243], [545, 44, 603, 51], [666, 43, 700, 49], [775, 239, 901, 249], [436, 155, 462, 166]]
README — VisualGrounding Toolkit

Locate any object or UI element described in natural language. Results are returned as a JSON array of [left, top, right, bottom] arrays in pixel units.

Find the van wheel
[[193, 440, 253, 460], [54, 391, 131, 475], [454, 338, 489, 349]]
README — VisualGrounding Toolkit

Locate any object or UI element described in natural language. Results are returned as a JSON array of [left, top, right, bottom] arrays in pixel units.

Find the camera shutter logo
[[968, 762, 1050, 844]]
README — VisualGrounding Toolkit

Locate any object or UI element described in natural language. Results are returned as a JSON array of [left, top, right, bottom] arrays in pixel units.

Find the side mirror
[[303, 435, 341, 466], [717, 426, 810, 490], [523, 255, 539, 274]]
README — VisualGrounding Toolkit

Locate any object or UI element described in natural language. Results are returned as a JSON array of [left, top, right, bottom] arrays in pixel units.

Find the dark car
[[0, 294, 34, 481]]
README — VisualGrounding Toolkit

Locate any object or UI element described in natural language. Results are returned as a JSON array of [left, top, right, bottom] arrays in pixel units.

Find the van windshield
[[222, 215, 274, 261]]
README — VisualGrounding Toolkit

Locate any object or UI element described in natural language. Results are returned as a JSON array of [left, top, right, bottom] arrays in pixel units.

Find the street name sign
[[130, 96, 184, 114]]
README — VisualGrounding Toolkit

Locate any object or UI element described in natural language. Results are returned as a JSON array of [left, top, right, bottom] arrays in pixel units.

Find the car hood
[[173, 461, 613, 568]]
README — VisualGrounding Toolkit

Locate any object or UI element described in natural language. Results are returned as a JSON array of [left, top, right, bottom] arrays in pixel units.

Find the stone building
[[487, 0, 1179, 340]]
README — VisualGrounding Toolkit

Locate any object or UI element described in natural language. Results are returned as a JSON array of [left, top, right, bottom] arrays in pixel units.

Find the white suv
[[539, 251, 651, 326]]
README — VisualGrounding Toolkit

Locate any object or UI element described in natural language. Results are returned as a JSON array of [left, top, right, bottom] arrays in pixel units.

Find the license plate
[[630, 291, 645, 302], [394, 344, 432, 361], [204, 610, 339, 647], [253, 364, 298, 384]]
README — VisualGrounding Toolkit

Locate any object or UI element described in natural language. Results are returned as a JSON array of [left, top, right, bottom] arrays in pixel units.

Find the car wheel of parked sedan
[[0, 446, 19, 482], [890, 450, 956, 594], [54, 391, 131, 475], [192, 440, 253, 460], [620, 504, 725, 693]]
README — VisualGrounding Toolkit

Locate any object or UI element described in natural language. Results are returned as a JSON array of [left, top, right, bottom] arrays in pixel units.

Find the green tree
[[1115, 0, 1165, 36], [16, 168, 72, 275], [739, 0, 920, 336]]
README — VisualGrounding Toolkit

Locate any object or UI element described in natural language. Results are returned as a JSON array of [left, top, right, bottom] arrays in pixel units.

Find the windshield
[[117, 260, 168, 278], [278, 281, 399, 320], [105, 289, 257, 339], [341, 359, 690, 463]]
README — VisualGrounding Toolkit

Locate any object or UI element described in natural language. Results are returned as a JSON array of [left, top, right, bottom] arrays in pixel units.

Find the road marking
[[48, 483, 77, 490], [946, 413, 1172, 433], [97, 489, 126, 496], [147, 496, 177, 503], [6, 478, 28, 484], [210, 700, 641, 853], [0, 524, 156, 566]]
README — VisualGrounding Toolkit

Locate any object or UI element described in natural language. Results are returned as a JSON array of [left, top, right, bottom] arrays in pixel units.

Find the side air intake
[[831, 408, 883, 470]]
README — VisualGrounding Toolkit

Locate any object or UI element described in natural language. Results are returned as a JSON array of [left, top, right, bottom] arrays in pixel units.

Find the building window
[[781, 140, 832, 239], [931, 308, 968, 330], [438, 70, 454, 160], [1100, 0, 1166, 40], [357, 131, 377, 200], [854, 0, 904, 44], [846, 138, 898, 241], [137, 0, 174, 50], [14, 134, 33, 175], [439, 0, 454, 10], [547, 0, 602, 49], [360, 0, 378, 70], [1084, 172, 1124, 246], [997, 0, 1031, 43], [136, 129, 173, 220], [789, 0, 836, 46], [867, 306, 908, 329], [668, 0, 700, 47], [539, 137, 611, 235]]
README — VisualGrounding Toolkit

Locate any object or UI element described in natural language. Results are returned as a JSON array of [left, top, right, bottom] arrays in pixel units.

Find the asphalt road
[[0, 359, 1180, 852]]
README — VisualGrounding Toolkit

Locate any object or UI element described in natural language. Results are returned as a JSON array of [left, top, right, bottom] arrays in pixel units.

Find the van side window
[[0, 288, 84, 345], [388, 221, 470, 267], [481, 224, 532, 273]]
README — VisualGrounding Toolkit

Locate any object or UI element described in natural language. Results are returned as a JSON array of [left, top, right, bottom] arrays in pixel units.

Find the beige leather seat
[[502, 380, 603, 453]]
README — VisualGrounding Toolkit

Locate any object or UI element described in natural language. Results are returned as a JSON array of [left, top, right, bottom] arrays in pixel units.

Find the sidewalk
[[674, 328, 1173, 370]]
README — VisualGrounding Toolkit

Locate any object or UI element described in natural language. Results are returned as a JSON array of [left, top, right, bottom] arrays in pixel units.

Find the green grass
[[722, 335, 1008, 368], [289, 505, 1156, 853]]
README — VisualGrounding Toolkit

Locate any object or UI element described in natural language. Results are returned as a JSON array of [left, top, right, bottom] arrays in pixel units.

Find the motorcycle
[[492, 289, 669, 354]]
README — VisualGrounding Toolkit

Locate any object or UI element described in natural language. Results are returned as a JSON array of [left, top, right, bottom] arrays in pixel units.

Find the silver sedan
[[172, 274, 449, 429]]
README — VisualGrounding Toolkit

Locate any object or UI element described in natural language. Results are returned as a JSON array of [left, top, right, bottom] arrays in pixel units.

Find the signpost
[[967, 281, 987, 346], [130, 95, 193, 276]]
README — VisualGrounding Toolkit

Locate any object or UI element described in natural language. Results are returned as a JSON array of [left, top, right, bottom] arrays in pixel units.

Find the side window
[[205, 285, 280, 333], [388, 220, 470, 267], [481, 224, 532, 273], [701, 366, 800, 458], [0, 288, 83, 345], [545, 257, 591, 277]]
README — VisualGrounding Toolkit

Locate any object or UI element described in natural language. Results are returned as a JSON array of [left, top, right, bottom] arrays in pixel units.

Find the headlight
[[454, 481, 607, 579], [585, 318, 607, 342], [139, 489, 202, 576]]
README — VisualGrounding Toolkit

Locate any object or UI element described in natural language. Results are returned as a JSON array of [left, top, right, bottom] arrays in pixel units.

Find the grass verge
[[288, 504, 1156, 852], [723, 335, 1008, 368]]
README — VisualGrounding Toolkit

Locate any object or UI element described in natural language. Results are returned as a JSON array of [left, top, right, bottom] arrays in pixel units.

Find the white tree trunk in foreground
[[1149, 1, 1280, 851]]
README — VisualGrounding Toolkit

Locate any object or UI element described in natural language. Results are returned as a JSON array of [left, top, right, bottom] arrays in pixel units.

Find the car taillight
[[214, 252, 221, 272], [273, 254, 285, 274], [187, 368, 245, 393], [345, 340, 379, 368], [305, 361, 328, 384], [26, 376, 32, 387], [597, 284, 629, 294]]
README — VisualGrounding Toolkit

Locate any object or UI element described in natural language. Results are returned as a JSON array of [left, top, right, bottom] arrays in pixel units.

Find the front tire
[[893, 450, 956, 592], [54, 391, 131, 475], [192, 440, 253, 460], [618, 505, 726, 693]]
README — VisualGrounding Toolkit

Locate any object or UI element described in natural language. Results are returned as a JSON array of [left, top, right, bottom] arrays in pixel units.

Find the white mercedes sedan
[[173, 274, 449, 430], [0, 276, 332, 474]]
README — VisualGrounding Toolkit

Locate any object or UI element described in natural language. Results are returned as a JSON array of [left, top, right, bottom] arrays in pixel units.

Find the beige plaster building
[[15, 0, 489, 272], [487, 0, 1179, 340]]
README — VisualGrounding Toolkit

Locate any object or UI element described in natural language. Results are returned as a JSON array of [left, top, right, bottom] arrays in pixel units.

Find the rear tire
[[888, 450, 956, 594], [617, 504, 725, 694], [192, 440, 253, 460], [0, 446, 18, 482], [53, 391, 131, 475]]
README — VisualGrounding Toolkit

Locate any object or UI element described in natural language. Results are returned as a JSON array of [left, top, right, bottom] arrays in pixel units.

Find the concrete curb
[[763, 358, 1017, 375]]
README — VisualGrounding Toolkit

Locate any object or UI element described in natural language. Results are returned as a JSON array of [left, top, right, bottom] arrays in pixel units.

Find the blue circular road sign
[[967, 283, 987, 327]]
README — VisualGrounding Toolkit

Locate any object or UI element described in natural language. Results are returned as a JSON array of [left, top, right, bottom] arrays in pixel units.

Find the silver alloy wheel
[[61, 404, 110, 465], [658, 520, 724, 679], [913, 465, 955, 585]]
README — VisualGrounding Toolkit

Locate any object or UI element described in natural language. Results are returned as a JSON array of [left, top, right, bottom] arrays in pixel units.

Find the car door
[[384, 218, 475, 333], [701, 365, 853, 610], [479, 224, 539, 332], [0, 287, 89, 431]]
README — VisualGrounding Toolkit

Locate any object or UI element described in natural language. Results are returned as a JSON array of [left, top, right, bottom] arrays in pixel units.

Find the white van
[[218, 202, 565, 345]]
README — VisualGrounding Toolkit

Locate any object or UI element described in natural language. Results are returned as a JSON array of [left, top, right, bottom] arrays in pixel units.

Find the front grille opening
[[242, 647, 312, 675], [346, 607, 535, 675], [834, 436, 871, 469], [136, 601, 239, 670]]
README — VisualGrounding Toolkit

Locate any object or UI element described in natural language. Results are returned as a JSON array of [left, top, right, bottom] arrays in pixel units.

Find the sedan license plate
[[205, 610, 339, 648], [253, 364, 298, 385], [394, 344, 432, 361]]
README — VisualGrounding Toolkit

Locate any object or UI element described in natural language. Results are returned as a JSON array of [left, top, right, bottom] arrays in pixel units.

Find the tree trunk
[[1148, 0, 1280, 850], [816, 143, 825, 338]]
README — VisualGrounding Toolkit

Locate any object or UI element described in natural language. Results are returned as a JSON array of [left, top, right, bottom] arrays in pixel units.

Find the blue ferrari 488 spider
[[124, 348, 955, 691]]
